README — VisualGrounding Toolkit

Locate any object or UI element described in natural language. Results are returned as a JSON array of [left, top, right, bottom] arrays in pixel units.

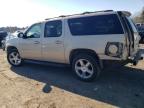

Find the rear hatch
[[118, 11, 140, 57]]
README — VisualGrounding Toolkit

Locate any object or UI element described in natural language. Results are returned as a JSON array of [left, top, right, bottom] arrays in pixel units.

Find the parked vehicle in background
[[136, 23, 144, 27], [1, 31, 24, 51], [5, 10, 141, 81], [0, 31, 7, 47], [137, 26, 144, 43]]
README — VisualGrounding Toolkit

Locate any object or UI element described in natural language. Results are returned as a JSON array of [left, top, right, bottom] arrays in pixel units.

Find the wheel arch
[[6, 46, 18, 53], [69, 49, 103, 69]]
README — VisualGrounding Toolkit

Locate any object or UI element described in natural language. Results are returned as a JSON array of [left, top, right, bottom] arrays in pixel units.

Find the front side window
[[44, 20, 62, 37], [26, 23, 41, 38], [68, 14, 124, 36]]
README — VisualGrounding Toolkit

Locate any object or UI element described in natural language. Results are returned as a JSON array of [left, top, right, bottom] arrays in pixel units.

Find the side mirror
[[18, 32, 27, 39]]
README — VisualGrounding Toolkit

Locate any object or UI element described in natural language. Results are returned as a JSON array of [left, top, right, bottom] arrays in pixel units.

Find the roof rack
[[82, 10, 113, 15], [45, 10, 114, 20], [117, 11, 131, 17], [45, 16, 62, 20]]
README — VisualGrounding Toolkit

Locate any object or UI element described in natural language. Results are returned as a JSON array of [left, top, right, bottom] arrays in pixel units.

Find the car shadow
[[10, 61, 144, 108]]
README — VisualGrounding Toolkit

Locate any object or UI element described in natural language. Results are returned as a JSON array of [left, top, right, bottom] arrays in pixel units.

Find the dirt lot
[[0, 49, 144, 108]]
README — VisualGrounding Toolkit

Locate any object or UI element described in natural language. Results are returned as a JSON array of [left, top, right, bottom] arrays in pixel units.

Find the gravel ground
[[0, 48, 144, 108]]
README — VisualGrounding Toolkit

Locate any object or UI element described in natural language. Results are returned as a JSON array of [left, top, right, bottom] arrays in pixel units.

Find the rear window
[[44, 20, 62, 37], [126, 17, 138, 33], [68, 14, 124, 36]]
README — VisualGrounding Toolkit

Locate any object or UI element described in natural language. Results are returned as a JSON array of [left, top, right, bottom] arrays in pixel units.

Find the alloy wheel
[[75, 59, 94, 79], [9, 52, 21, 66]]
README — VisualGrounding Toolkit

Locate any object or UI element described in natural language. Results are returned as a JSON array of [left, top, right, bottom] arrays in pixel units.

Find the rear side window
[[126, 17, 138, 33], [44, 20, 62, 37], [68, 14, 124, 36]]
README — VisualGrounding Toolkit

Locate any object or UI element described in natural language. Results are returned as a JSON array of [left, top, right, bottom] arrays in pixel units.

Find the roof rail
[[45, 10, 114, 20], [82, 10, 113, 14], [45, 17, 61, 20], [117, 11, 131, 17]]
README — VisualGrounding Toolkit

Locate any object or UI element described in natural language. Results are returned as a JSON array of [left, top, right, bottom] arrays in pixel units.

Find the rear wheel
[[7, 50, 22, 66], [72, 54, 101, 82]]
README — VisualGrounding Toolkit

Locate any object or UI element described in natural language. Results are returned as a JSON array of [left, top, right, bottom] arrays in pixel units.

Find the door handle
[[55, 40, 62, 44], [34, 41, 40, 44]]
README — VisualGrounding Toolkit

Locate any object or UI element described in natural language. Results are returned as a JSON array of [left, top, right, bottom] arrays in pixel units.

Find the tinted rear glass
[[126, 17, 138, 33], [44, 20, 62, 37], [68, 14, 124, 36]]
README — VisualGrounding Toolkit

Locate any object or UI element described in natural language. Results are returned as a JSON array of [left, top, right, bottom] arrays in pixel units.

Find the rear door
[[42, 20, 65, 63]]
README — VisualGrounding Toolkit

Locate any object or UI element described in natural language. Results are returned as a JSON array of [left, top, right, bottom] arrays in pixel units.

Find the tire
[[72, 54, 101, 82], [7, 49, 23, 67]]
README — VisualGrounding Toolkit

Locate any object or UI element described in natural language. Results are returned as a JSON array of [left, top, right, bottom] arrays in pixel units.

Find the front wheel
[[7, 50, 23, 66], [72, 54, 101, 82]]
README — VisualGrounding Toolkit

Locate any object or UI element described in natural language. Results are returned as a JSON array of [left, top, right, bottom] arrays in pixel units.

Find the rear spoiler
[[117, 11, 131, 17]]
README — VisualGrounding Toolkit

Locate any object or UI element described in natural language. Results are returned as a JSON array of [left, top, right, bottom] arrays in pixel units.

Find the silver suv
[[5, 10, 141, 81]]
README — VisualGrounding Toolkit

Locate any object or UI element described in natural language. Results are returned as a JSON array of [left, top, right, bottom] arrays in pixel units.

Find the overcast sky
[[0, 0, 143, 27]]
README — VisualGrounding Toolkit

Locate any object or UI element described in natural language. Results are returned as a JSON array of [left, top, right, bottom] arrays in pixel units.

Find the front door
[[20, 23, 42, 60], [42, 20, 65, 63]]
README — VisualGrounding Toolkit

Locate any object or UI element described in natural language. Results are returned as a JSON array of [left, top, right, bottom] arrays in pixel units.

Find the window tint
[[68, 14, 124, 36], [44, 20, 62, 37], [26, 23, 41, 38], [126, 17, 138, 33]]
